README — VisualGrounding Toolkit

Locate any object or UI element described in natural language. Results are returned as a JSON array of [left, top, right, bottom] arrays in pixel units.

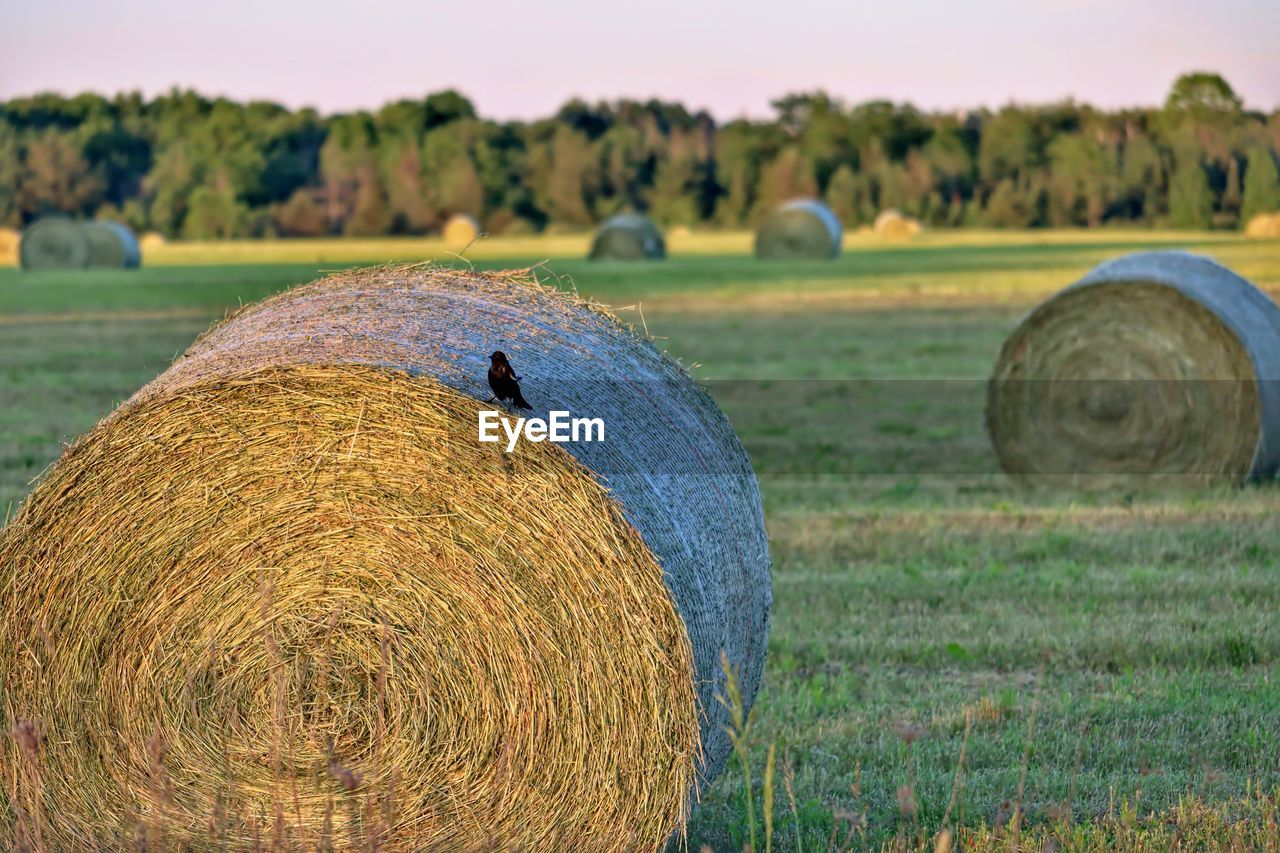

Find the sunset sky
[[4, 0, 1277, 118]]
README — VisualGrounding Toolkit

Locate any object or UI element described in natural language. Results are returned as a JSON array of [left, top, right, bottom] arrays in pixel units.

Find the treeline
[[1, 73, 1278, 239]]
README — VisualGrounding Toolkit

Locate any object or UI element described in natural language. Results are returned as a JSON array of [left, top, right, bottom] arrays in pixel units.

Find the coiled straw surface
[[987, 251, 1280, 489], [0, 266, 771, 849]]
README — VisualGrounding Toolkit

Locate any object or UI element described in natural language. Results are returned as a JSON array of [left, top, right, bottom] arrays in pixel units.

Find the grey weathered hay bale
[[442, 213, 482, 247], [82, 221, 141, 268], [988, 251, 1280, 489], [589, 213, 666, 260], [18, 216, 91, 270], [0, 266, 770, 847], [755, 198, 842, 260]]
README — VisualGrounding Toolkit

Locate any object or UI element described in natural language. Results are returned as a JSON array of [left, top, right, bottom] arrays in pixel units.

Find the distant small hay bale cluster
[[988, 251, 1280, 491], [17, 217, 142, 270], [589, 213, 666, 261], [1244, 212, 1280, 239], [755, 198, 843, 260], [0, 266, 770, 849], [874, 209, 923, 240]]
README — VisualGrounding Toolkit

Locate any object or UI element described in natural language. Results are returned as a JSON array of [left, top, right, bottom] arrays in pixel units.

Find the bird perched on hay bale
[[442, 212, 482, 247], [589, 213, 666, 260], [18, 216, 91, 270], [0, 266, 771, 850], [874, 209, 922, 240], [987, 251, 1280, 490], [488, 349, 531, 409], [82, 221, 141, 268], [755, 198, 842, 260], [1244, 212, 1280, 239]]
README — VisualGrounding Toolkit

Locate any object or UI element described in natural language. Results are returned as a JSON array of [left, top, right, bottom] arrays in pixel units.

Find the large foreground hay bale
[[441, 212, 482, 247], [82, 221, 141, 268], [1244, 212, 1280, 239], [589, 213, 666, 260], [18, 216, 91, 270], [987, 251, 1280, 489], [0, 266, 771, 849], [755, 198, 842, 260]]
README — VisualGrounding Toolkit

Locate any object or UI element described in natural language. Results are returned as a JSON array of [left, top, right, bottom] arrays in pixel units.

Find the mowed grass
[[2, 231, 1280, 848]]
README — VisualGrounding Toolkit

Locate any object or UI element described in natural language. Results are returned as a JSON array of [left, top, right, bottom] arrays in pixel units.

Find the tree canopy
[[1, 75, 1276, 238]]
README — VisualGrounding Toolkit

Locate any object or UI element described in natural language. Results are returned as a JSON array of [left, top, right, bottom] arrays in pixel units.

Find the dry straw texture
[[755, 199, 842, 260], [0, 266, 770, 849], [18, 217, 90, 270], [441, 213, 481, 248], [987, 251, 1280, 490], [588, 213, 666, 261]]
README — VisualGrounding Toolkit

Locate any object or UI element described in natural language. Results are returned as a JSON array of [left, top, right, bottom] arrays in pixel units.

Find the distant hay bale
[[0, 226, 19, 264], [987, 251, 1280, 490], [18, 216, 91, 270], [755, 198, 842, 260], [1244, 212, 1280, 239], [139, 231, 167, 251], [441, 213, 482, 247], [589, 213, 666, 261], [874, 209, 921, 240], [0, 266, 771, 849], [82, 221, 141, 268]]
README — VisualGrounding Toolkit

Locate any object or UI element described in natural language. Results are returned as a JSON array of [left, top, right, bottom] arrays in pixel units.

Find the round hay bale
[[1244, 212, 1280, 239], [441, 213, 482, 247], [0, 266, 771, 849], [139, 230, 167, 251], [873, 209, 918, 240], [82, 221, 141, 268], [589, 213, 666, 261], [755, 198, 841, 260], [987, 251, 1280, 490], [18, 216, 91, 270], [0, 226, 19, 264]]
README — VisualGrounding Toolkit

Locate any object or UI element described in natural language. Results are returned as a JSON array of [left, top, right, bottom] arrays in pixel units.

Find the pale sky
[[2, 0, 1277, 119]]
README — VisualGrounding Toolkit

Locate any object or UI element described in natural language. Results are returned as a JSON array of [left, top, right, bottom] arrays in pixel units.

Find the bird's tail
[[514, 390, 532, 410]]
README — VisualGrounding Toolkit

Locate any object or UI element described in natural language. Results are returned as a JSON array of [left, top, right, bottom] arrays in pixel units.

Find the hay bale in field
[[82, 221, 141, 268], [0, 266, 771, 849], [139, 230, 167, 250], [873, 209, 921, 240], [1244, 212, 1280, 239], [18, 216, 91, 270], [589, 213, 666, 261], [987, 251, 1280, 490], [441, 212, 482, 247], [0, 226, 19, 264], [755, 198, 841, 260]]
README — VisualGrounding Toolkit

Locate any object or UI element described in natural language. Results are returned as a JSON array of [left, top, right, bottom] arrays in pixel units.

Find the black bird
[[488, 351, 531, 410]]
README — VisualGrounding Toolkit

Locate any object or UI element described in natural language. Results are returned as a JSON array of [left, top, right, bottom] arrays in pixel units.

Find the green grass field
[[3, 230, 1280, 849]]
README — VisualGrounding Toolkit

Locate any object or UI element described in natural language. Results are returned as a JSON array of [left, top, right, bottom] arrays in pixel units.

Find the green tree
[[182, 184, 246, 238], [824, 164, 860, 225], [1168, 160, 1214, 228], [1241, 147, 1280, 222]]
